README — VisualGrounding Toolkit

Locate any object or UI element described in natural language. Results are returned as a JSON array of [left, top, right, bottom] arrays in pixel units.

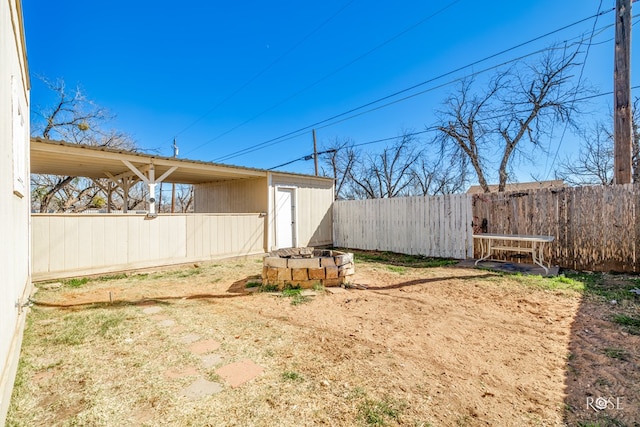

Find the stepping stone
[[216, 359, 263, 388], [189, 339, 221, 355], [200, 354, 224, 369], [179, 377, 223, 399], [163, 366, 199, 379], [180, 333, 201, 344], [141, 306, 163, 315], [158, 319, 176, 327]]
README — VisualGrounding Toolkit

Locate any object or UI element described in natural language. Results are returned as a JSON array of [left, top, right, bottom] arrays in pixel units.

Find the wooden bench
[[473, 233, 555, 274]]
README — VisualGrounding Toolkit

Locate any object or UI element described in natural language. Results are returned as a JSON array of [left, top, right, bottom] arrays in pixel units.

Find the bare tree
[[350, 133, 420, 199], [31, 77, 139, 212], [556, 99, 640, 185], [320, 138, 359, 200], [555, 123, 613, 185], [410, 148, 469, 195], [436, 47, 583, 192], [175, 185, 194, 213]]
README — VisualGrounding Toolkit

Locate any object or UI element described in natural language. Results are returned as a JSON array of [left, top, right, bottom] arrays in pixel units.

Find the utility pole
[[312, 129, 319, 176], [614, 0, 632, 184], [171, 138, 178, 212]]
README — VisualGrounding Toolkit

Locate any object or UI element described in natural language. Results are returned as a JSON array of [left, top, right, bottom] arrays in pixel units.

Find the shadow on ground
[[562, 275, 640, 426]]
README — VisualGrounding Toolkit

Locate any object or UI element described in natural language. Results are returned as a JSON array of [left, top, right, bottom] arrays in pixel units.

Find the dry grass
[[7, 252, 640, 426]]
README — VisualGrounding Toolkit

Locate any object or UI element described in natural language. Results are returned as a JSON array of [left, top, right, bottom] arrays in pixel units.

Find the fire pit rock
[[262, 248, 355, 289]]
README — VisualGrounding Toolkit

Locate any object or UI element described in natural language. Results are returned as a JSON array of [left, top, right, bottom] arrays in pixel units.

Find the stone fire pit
[[262, 248, 355, 289]]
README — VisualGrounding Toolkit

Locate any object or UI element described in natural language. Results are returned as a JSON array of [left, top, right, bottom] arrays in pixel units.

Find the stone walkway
[[140, 305, 264, 399]]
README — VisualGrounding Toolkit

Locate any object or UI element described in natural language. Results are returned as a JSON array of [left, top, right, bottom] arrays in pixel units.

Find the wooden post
[[171, 138, 178, 212], [312, 129, 318, 176], [614, 0, 632, 184]]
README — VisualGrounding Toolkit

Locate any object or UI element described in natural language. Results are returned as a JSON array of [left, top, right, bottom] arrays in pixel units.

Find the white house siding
[[0, 0, 30, 423], [269, 173, 334, 250]]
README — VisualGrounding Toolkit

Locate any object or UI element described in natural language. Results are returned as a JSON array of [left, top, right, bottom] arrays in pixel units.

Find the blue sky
[[23, 1, 637, 182]]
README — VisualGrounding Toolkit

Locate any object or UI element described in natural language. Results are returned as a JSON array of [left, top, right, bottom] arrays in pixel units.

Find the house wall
[[31, 214, 265, 281], [0, 0, 31, 424], [269, 173, 334, 250]]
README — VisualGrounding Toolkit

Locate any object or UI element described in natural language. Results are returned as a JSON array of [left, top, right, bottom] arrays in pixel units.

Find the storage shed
[[30, 138, 335, 280]]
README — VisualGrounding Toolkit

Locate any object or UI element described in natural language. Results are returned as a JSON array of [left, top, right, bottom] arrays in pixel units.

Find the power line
[[188, 0, 465, 158], [174, 0, 357, 154], [214, 8, 616, 163], [269, 88, 638, 171], [544, 0, 605, 178], [220, 24, 618, 162]]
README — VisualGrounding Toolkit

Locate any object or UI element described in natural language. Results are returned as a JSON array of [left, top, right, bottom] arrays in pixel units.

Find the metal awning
[[31, 137, 268, 184], [31, 137, 333, 216]]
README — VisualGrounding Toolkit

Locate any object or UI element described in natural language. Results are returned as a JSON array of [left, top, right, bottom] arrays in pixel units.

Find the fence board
[[333, 194, 473, 259], [471, 184, 640, 273]]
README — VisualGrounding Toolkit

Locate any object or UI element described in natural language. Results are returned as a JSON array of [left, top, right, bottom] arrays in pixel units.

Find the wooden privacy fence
[[472, 184, 640, 273], [32, 213, 265, 280], [333, 194, 473, 259]]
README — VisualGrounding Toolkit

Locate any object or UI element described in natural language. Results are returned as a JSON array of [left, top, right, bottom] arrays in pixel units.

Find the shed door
[[276, 188, 295, 248]]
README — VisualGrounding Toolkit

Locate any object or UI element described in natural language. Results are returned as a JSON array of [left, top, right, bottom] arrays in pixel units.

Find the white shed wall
[[269, 173, 334, 250], [194, 178, 268, 213], [0, 0, 30, 423]]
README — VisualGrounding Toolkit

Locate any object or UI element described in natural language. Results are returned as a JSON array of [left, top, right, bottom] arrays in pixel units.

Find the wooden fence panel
[[333, 194, 473, 259], [471, 184, 640, 272]]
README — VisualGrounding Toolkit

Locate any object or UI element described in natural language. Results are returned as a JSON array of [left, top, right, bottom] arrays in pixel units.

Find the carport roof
[[31, 138, 332, 184]]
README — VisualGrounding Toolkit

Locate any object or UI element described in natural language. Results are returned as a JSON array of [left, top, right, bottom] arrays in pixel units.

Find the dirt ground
[[7, 252, 640, 426]]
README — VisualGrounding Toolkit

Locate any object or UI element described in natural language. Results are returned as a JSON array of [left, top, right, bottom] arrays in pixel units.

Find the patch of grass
[[96, 273, 127, 281], [281, 371, 303, 381], [245, 281, 261, 288], [50, 311, 126, 345], [290, 294, 312, 306], [565, 271, 639, 303], [98, 312, 126, 337], [386, 265, 406, 274], [280, 286, 312, 305], [52, 314, 90, 345], [514, 274, 585, 292], [603, 347, 627, 360], [612, 314, 640, 335], [260, 284, 279, 292], [64, 277, 89, 288], [282, 287, 302, 297], [176, 268, 202, 278], [358, 395, 405, 426], [455, 415, 472, 427], [312, 282, 325, 292], [349, 249, 457, 269]]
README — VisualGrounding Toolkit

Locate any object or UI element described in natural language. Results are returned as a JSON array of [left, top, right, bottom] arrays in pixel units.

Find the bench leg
[[531, 242, 549, 275], [474, 239, 492, 266]]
